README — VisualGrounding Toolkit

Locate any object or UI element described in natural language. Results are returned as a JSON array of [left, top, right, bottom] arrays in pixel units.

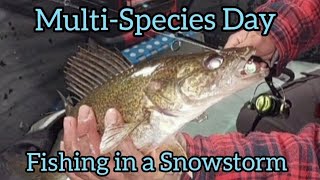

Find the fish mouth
[[200, 54, 269, 105], [178, 48, 269, 105], [236, 57, 270, 79], [210, 50, 269, 93], [232, 48, 270, 80]]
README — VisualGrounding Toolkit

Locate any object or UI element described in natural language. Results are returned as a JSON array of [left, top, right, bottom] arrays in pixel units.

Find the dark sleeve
[[255, 0, 320, 72], [181, 123, 320, 179]]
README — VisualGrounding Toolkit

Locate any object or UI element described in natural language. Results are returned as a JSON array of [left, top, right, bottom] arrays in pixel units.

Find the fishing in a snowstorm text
[[33, 6, 277, 37], [25, 150, 288, 176]]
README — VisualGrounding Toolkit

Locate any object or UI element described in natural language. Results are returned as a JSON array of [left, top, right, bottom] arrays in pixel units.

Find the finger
[[99, 109, 123, 156], [235, 42, 251, 48], [105, 108, 124, 127], [77, 105, 92, 136], [76, 106, 92, 156], [84, 107, 102, 157], [62, 142, 94, 180], [224, 34, 240, 48], [105, 109, 144, 166], [232, 30, 259, 48], [117, 137, 144, 167], [77, 105, 100, 135], [259, 53, 274, 62], [100, 109, 134, 179], [63, 117, 78, 156], [224, 30, 248, 48], [77, 106, 101, 157], [60, 117, 98, 180], [234, 36, 257, 48]]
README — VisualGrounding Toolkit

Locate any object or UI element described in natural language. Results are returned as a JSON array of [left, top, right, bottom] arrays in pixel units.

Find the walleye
[[1, 45, 269, 180], [63, 44, 267, 158]]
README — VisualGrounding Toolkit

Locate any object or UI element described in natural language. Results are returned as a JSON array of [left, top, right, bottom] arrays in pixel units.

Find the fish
[[63, 44, 267, 158], [1, 44, 269, 180]]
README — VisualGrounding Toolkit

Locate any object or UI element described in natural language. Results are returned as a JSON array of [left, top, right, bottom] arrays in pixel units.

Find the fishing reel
[[246, 82, 292, 118], [244, 61, 294, 134]]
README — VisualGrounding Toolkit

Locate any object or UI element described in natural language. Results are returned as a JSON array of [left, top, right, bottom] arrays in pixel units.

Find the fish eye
[[204, 55, 224, 70]]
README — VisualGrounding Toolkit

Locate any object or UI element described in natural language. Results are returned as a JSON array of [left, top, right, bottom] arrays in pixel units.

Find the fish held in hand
[[63, 45, 267, 159]]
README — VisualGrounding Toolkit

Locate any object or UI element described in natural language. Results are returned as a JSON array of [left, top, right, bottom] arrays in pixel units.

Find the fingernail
[[79, 105, 90, 122], [105, 108, 118, 125]]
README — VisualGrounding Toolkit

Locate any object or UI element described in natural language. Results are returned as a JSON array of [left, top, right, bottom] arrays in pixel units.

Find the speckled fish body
[[64, 45, 266, 155], [2, 45, 268, 180]]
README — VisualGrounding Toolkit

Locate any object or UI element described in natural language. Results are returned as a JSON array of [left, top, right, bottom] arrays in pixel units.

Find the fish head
[[177, 46, 269, 106]]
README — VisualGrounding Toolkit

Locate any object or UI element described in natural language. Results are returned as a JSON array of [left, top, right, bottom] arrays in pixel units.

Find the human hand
[[61, 105, 181, 180], [225, 30, 277, 69]]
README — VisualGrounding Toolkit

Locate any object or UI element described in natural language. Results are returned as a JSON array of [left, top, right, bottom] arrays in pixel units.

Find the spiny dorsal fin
[[64, 44, 133, 101]]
